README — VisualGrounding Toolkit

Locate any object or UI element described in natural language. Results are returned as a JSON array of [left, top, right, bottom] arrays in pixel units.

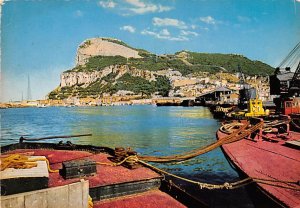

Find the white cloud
[[199, 16, 216, 24], [129, 3, 172, 14], [120, 25, 136, 33], [123, 0, 172, 14], [152, 17, 187, 29], [130, 5, 158, 14], [74, 10, 83, 17], [237, 16, 251, 23], [132, 5, 171, 14], [160, 29, 170, 36], [141, 29, 189, 41], [180, 30, 199, 37], [125, 0, 145, 7], [98, 0, 172, 15], [141, 30, 158, 36], [158, 5, 173, 12], [99, 0, 116, 8]]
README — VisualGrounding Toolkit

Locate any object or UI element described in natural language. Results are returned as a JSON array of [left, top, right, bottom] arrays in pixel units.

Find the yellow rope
[[88, 195, 93, 208], [96, 155, 139, 167], [0, 154, 59, 173], [29, 157, 59, 173]]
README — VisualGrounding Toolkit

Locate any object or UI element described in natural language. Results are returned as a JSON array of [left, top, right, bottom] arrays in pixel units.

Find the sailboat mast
[[27, 75, 32, 100]]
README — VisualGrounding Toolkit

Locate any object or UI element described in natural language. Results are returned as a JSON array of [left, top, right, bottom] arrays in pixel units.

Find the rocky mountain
[[76, 38, 141, 66], [48, 38, 274, 100]]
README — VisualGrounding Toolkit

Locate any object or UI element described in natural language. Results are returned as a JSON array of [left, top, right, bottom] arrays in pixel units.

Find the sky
[[1, 0, 300, 102]]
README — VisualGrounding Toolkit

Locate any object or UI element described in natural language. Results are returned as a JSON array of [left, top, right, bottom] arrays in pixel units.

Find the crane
[[270, 42, 300, 115], [237, 64, 256, 109], [288, 61, 300, 97]]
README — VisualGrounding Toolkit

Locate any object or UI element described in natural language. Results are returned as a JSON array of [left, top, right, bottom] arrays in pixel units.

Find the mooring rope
[[138, 121, 263, 163], [96, 155, 139, 166], [96, 154, 300, 191], [219, 122, 244, 134], [291, 119, 300, 131], [139, 159, 300, 190]]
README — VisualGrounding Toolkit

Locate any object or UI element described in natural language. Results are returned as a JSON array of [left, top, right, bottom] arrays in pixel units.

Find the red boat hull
[[217, 129, 300, 207]]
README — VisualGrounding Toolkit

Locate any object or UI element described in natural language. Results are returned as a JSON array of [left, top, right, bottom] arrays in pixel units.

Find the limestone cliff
[[60, 65, 157, 88], [49, 37, 274, 100], [76, 38, 141, 66]]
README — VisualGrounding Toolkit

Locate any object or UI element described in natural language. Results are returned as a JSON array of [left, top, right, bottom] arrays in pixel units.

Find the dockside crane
[[288, 61, 300, 97], [270, 42, 300, 115], [237, 64, 256, 109]]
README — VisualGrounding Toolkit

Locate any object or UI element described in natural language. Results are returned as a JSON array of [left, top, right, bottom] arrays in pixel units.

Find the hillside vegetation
[[185, 52, 274, 75], [50, 39, 274, 100], [68, 52, 274, 76], [49, 73, 170, 99]]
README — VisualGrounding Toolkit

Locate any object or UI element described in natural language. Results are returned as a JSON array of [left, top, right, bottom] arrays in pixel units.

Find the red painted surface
[[93, 190, 187, 208], [284, 100, 300, 115], [5, 149, 160, 188], [4, 149, 187, 207], [217, 130, 300, 207]]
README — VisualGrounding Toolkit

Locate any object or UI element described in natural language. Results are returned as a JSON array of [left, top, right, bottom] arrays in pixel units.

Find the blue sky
[[1, 0, 300, 101]]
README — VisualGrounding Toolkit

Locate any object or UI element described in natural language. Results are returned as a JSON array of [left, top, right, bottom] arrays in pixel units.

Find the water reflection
[[1, 106, 229, 170], [1, 106, 254, 207]]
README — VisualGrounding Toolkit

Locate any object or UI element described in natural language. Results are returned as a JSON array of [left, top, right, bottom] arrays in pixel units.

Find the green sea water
[[1, 105, 256, 207]]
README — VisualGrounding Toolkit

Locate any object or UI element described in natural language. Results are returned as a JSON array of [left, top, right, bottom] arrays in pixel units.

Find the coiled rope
[[219, 122, 244, 134], [0, 153, 58, 173]]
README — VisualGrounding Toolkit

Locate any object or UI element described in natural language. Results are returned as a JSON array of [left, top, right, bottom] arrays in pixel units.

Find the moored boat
[[0, 140, 205, 208], [212, 105, 234, 119], [217, 117, 300, 207]]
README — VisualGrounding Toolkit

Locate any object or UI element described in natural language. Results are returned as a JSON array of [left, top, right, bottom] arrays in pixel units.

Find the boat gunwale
[[217, 130, 295, 208], [0, 141, 115, 155]]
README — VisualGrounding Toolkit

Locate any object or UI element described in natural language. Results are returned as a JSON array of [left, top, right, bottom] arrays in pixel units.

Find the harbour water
[[1, 105, 255, 207]]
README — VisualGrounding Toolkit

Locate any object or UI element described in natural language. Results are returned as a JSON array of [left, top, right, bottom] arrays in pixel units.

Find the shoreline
[[0, 97, 186, 109]]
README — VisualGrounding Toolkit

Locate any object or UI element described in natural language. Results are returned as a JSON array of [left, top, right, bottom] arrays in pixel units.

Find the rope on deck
[[0, 153, 59, 173], [96, 153, 300, 191], [138, 159, 300, 191], [96, 155, 139, 166]]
